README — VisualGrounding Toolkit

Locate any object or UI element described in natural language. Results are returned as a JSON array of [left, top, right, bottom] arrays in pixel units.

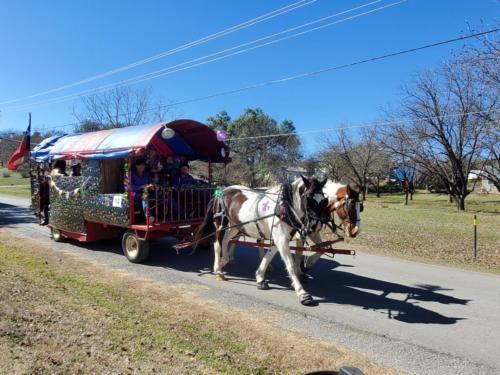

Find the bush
[[20, 171, 30, 178], [2, 170, 11, 178]]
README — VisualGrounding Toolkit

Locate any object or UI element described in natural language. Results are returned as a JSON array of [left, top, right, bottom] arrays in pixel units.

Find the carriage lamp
[[161, 127, 175, 139]]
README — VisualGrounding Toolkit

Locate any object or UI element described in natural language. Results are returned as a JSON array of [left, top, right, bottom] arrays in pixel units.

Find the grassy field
[[0, 233, 395, 375], [0, 171, 498, 273], [334, 191, 500, 273], [0, 168, 31, 199]]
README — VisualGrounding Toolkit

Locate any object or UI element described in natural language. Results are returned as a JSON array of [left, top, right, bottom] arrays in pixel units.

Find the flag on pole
[[7, 113, 31, 170]]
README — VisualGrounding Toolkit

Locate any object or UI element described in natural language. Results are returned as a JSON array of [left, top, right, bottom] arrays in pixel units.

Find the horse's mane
[[324, 179, 346, 203], [265, 178, 303, 194]]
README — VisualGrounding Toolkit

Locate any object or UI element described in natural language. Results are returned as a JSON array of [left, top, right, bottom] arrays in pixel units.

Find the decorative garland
[[214, 188, 223, 198], [48, 176, 92, 199], [123, 160, 129, 197]]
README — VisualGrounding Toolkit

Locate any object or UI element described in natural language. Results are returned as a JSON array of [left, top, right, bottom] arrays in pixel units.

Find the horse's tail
[[193, 197, 217, 249]]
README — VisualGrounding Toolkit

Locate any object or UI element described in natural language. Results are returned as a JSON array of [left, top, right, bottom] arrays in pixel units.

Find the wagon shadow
[[0, 202, 37, 227], [145, 242, 469, 325]]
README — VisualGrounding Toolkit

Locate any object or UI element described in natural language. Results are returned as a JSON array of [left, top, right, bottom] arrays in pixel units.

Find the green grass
[[0, 235, 391, 374], [0, 168, 30, 199], [0, 240, 269, 374], [341, 190, 500, 273]]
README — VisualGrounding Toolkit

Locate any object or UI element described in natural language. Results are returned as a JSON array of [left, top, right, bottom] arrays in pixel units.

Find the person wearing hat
[[131, 158, 155, 223], [172, 163, 197, 186]]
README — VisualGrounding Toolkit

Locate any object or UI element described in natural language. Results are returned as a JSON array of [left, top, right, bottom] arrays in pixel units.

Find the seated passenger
[[163, 156, 178, 186], [50, 160, 67, 177], [131, 158, 155, 223], [172, 164, 197, 186], [146, 146, 164, 185], [71, 163, 81, 177]]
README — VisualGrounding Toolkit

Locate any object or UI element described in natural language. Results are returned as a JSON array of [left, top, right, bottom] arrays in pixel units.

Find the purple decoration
[[216, 130, 228, 142]]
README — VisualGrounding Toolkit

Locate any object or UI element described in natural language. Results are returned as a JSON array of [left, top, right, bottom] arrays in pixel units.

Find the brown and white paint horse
[[294, 180, 363, 275], [194, 177, 329, 305], [226, 180, 363, 276]]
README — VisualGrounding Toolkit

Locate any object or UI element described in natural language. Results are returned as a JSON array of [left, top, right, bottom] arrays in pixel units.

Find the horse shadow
[[144, 241, 470, 325], [49, 236, 470, 326], [0, 202, 38, 227]]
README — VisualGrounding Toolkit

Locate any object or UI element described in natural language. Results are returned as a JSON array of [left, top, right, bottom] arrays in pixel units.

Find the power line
[[0, 0, 317, 106], [225, 109, 500, 141], [4, 0, 399, 112], [2, 109, 496, 149], [33, 27, 500, 132]]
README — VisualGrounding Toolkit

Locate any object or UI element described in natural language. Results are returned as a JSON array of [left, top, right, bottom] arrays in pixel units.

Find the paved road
[[1, 195, 499, 375]]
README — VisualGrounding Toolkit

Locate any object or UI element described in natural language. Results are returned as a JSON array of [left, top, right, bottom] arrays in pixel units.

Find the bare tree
[[322, 128, 388, 200], [73, 87, 171, 132], [369, 148, 392, 198], [318, 147, 348, 182], [379, 50, 498, 210], [391, 155, 416, 205], [461, 32, 500, 191], [481, 124, 500, 191]]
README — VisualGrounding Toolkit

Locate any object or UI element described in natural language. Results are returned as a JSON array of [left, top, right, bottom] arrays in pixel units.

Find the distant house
[[283, 167, 308, 182], [468, 169, 499, 193]]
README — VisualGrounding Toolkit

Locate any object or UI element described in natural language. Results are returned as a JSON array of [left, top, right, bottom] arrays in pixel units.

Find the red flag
[[7, 113, 31, 170]]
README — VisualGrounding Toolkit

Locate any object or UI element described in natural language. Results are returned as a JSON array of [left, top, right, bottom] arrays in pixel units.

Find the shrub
[[2, 170, 11, 178], [20, 171, 30, 178]]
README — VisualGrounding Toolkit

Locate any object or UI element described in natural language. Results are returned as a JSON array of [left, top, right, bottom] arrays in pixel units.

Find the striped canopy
[[31, 120, 230, 163]]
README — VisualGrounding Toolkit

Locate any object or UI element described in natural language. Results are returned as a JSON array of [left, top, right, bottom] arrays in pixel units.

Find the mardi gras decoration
[[48, 176, 92, 199], [123, 160, 129, 196], [214, 187, 223, 198], [216, 130, 228, 142]]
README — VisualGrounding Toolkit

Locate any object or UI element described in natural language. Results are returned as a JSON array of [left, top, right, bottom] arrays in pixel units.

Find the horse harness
[[214, 182, 329, 242], [328, 196, 363, 234]]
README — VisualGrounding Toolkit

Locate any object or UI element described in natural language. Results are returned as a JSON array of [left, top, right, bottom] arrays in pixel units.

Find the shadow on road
[[0, 202, 37, 227], [145, 242, 469, 325], [18, 217, 469, 327]]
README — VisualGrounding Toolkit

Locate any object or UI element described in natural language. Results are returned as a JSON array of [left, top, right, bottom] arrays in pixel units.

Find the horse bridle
[[280, 184, 329, 239], [330, 197, 363, 234]]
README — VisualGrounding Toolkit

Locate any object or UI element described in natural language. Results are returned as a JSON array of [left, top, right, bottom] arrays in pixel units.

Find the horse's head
[[326, 182, 363, 238], [299, 176, 329, 227]]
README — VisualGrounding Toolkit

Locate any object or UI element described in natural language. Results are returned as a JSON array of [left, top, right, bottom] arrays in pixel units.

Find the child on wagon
[[131, 158, 155, 224]]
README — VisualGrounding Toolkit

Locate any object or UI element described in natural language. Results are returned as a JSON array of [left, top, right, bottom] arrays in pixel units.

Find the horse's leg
[[274, 231, 314, 305], [255, 246, 278, 290], [304, 232, 323, 271], [213, 225, 225, 280], [220, 228, 239, 269], [294, 238, 304, 276], [227, 242, 236, 265], [258, 245, 274, 272]]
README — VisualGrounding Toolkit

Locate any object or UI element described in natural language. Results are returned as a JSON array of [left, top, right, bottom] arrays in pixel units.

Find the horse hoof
[[257, 281, 270, 290], [300, 294, 315, 306], [215, 273, 227, 281]]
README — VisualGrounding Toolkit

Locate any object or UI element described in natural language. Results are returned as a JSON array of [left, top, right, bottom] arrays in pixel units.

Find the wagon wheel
[[50, 228, 64, 242], [122, 231, 150, 263]]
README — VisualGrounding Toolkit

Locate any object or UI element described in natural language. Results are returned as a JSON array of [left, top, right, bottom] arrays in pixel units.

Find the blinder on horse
[[280, 177, 329, 239]]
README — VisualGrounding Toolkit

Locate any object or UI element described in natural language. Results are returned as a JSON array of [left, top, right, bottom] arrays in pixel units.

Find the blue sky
[[0, 0, 498, 153]]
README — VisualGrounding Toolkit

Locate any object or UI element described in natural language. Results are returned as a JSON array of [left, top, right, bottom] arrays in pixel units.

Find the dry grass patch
[[330, 191, 500, 273]]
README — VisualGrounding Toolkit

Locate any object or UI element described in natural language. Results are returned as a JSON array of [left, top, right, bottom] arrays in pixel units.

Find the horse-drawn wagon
[[28, 119, 361, 304], [30, 119, 230, 262]]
